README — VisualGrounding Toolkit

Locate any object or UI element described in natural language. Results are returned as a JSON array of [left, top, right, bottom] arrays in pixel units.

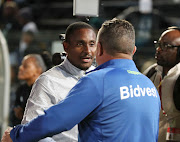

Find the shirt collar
[[167, 62, 180, 75], [92, 59, 138, 72], [155, 63, 163, 73], [60, 57, 94, 79], [156, 62, 180, 76]]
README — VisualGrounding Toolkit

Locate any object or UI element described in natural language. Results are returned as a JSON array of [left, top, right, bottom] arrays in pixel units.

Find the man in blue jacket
[[1, 18, 160, 142]]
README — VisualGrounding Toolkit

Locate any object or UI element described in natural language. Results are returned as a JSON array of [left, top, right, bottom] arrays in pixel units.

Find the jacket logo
[[120, 85, 157, 100]]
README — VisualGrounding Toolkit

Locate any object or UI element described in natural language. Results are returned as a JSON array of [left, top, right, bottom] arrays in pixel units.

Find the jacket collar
[[92, 59, 138, 72]]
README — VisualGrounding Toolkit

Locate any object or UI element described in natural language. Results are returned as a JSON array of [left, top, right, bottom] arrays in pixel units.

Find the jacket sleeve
[[10, 76, 102, 142]]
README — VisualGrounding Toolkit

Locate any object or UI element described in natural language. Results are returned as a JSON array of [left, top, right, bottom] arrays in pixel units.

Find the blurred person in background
[[17, 30, 46, 64], [17, 7, 38, 34], [0, 1, 20, 36], [17, 7, 39, 64], [10, 52, 52, 126], [144, 27, 180, 142]]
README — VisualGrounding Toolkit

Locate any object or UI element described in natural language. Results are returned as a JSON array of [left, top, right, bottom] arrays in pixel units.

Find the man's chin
[[157, 61, 173, 68], [79, 63, 92, 70], [157, 61, 163, 66]]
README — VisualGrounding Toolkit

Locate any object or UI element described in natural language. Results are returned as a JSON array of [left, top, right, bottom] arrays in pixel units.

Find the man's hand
[[1, 127, 13, 142]]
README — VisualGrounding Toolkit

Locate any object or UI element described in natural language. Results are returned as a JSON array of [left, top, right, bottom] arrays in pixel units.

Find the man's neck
[[162, 66, 175, 78], [162, 68, 169, 78]]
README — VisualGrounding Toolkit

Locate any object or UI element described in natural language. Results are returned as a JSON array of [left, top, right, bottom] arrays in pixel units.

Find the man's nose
[[84, 44, 91, 53], [19, 65, 23, 71]]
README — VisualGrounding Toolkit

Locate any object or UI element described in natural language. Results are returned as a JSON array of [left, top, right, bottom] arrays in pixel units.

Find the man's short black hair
[[64, 22, 95, 43]]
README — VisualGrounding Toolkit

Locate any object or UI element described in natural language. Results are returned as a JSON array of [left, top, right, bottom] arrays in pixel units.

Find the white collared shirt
[[22, 57, 95, 142]]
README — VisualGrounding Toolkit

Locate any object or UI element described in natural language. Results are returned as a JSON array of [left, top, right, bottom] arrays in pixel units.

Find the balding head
[[160, 28, 180, 46], [155, 27, 180, 69]]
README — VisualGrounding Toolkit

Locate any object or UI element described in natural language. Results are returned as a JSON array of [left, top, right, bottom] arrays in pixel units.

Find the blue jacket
[[10, 59, 160, 142]]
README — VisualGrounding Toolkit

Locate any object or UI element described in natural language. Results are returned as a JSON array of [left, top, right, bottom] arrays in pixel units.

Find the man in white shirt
[[21, 21, 97, 142]]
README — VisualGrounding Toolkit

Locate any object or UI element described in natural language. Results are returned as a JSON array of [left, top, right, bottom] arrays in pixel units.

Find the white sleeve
[[21, 75, 58, 142], [21, 74, 78, 142], [21, 75, 54, 124]]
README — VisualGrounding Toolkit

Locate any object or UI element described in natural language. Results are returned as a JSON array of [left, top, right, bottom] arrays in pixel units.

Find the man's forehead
[[174, 37, 180, 44], [160, 30, 180, 42], [70, 29, 96, 40], [73, 28, 95, 33]]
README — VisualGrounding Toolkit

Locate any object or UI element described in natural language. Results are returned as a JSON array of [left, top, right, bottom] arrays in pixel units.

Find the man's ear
[[37, 67, 43, 75], [97, 42, 104, 56], [132, 46, 137, 55], [34, 67, 43, 77], [63, 41, 68, 53]]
